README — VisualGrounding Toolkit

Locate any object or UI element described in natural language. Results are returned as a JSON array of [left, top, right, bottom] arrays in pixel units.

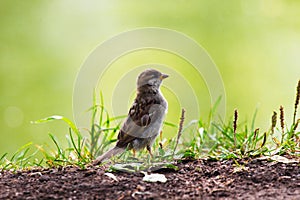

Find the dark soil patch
[[0, 158, 299, 199]]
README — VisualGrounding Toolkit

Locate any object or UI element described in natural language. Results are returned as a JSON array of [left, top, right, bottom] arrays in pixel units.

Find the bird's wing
[[116, 94, 166, 148]]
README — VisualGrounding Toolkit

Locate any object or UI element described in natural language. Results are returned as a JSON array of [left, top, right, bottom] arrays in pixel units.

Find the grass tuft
[[1, 80, 300, 171]]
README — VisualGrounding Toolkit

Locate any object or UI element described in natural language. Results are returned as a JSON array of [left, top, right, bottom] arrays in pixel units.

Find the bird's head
[[137, 69, 169, 91]]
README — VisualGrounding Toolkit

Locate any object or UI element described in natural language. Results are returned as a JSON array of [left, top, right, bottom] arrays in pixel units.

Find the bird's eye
[[148, 74, 155, 79], [148, 78, 157, 85]]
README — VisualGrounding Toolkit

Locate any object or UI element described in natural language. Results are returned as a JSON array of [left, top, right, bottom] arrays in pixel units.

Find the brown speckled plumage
[[93, 69, 168, 165]]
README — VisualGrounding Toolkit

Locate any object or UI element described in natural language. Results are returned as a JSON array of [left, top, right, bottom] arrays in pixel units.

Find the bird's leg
[[160, 130, 163, 141], [146, 145, 153, 158], [132, 149, 136, 157], [159, 130, 164, 149]]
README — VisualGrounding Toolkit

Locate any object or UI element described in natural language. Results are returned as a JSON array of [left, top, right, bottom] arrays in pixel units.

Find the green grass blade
[[251, 108, 258, 133], [49, 133, 66, 160], [0, 153, 7, 163], [33, 115, 80, 137], [208, 95, 222, 125], [69, 128, 83, 160], [99, 91, 104, 126]]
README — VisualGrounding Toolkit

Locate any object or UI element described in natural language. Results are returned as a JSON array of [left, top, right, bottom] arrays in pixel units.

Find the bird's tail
[[92, 146, 125, 165]]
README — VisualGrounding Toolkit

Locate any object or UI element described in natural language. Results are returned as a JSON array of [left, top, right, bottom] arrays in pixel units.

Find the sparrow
[[93, 69, 168, 165]]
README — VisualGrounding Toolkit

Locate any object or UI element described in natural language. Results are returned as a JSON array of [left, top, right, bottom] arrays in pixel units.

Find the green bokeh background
[[1, 0, 300, 155]]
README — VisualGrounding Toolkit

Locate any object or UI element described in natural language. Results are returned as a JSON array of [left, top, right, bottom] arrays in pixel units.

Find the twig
[[173, 108, 186, 157], [294, 119, 300, 131]]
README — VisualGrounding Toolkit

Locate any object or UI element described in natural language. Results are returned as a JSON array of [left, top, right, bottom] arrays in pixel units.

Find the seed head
[[294, 80, 300, 124], [271, 111, 277, 134], [233, 109, 238, 147], [279, 106, 285, 134]]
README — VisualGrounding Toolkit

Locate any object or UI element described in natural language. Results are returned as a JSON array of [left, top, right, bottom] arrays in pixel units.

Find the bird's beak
[[160, 74, 169, 80]]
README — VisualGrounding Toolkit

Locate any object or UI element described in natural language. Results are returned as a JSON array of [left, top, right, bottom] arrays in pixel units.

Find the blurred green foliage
[[0, 0, 300, 155]]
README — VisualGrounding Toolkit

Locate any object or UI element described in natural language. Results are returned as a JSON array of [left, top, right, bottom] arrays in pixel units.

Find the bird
[[93, 69, 168, 165]]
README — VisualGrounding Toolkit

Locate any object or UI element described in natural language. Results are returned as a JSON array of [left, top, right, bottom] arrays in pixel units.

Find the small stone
[[39, 175, 50, 182]]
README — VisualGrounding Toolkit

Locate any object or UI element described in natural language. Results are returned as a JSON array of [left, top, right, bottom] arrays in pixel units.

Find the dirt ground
[[0, 158, 299, 200]]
